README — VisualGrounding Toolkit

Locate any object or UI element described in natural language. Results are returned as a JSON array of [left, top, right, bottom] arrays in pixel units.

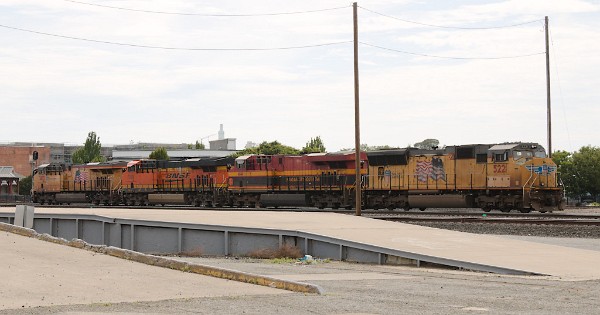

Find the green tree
[[195, 140, 205, 150], [232, 141, 299, 158], [553, 146, 600, 199], [552, 150, 571, 168], [301, 136, 326, 154], [571, 146, 600, 199], [149, 147, 169, 160], [18, 176, 32, 195], [340, 144, 395, 152], [71, 131, 104, 164], [413, 138, 440, 150]]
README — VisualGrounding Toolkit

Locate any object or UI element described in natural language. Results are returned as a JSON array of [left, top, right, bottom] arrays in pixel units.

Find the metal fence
[[0, 194, 31, 204]]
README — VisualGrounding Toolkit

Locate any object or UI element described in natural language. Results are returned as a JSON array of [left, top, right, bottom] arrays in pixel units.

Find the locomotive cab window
[[494, 152, 508, 162]]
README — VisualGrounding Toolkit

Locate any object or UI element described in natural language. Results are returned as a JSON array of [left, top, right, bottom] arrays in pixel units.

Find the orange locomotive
[[32, 161, 127, 205], [228, 152, 367, 208], [121, 157, 233, 206]]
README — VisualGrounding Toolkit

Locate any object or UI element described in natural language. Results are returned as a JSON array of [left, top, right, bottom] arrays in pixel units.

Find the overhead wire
[[63, 0, 350, 16], [0, 23, 352, 51], [359, 6, 544, 30], [359, 42, 545, 60], [5, 3, 545, 60], [549, 29, 573, 152]]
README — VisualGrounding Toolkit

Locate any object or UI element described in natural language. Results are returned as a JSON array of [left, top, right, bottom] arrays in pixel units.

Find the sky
[[1, 0, 599, 153]]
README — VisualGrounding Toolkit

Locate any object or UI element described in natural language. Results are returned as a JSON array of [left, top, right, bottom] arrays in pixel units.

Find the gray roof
[[0, 166, 23, 178], [112, 150, 236, 160], [489, 144, 520, 151]]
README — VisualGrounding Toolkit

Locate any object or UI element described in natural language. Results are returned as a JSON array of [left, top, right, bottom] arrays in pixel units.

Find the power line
[[359, 6, 543, 30], [0, 23, 352, 51], [64, 0, 350, 16], [549, 29, 573, 152], [360, 41, 545, 60]]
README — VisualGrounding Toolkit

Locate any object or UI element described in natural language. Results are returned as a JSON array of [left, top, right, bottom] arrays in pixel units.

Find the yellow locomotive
[[364, 142, 565, 213], [32, 162, 126, 205]]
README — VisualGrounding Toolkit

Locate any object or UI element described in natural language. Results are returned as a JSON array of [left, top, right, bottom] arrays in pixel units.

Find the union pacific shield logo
[[525, 165, 557, 175]]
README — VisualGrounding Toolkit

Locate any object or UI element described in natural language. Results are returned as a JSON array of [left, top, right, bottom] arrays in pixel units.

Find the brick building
[[0, 146, 50, 178]]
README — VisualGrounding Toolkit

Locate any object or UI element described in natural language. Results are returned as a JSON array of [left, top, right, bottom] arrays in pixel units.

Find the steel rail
[[372, 216, 600, 226]]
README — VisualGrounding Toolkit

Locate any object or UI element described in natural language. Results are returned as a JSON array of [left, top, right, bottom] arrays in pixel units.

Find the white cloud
[[0, 0, 598, 151]]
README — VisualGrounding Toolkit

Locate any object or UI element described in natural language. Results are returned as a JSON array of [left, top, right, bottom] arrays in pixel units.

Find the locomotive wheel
[[519, 209, 531, 213], [419, 208, 426, 211]]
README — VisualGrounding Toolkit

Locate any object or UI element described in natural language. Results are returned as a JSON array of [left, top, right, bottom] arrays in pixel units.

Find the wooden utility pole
[[545, 16, 552, 157], [353, 2, 361, 216]]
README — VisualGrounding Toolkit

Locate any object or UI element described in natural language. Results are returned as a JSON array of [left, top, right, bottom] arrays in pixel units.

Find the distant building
[[111, 149, 235, 161], [209, 124, 236, 150], [112, 143, 189, 151], [0, 145, 51, 177], [0, 166, 22, 195], [209, 139, 236, 151], [0, 125, 238, 167]]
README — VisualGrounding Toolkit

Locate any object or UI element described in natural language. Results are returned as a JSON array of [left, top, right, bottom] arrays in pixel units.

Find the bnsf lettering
[[166, 173, 190, 179]]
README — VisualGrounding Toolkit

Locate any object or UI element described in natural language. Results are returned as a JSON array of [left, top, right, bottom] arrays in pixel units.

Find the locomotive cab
[[32, 163, 64, 204], [488, 143, 564, 212]]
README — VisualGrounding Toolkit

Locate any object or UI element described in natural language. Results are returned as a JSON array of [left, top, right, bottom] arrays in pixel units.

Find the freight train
[[31, 142, 565, 213]]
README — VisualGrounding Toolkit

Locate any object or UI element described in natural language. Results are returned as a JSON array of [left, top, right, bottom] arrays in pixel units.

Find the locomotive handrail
[[113, 179, 122, 191], [523, 168, 534, 190]]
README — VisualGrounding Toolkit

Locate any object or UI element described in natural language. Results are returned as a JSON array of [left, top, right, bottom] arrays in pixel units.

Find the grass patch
[[246, 244, 302, 259], [179, 247, 203, 257]]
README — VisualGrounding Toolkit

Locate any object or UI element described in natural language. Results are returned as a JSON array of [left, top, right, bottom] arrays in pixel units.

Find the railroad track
[[366, 214, 600, 226]]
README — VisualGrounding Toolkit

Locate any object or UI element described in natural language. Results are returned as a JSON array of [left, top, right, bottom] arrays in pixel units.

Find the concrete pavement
[[21, 207, 600, 281], [0, 231, 289, 310]]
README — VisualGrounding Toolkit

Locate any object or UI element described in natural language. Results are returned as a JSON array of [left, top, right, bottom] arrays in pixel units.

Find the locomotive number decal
[[493, 164, 507, 173], [166, 173, 190, 179]]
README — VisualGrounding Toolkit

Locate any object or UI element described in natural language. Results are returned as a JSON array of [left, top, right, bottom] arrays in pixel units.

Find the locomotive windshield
[[490, 143, 547, 162], [513, 151, 533, 159]]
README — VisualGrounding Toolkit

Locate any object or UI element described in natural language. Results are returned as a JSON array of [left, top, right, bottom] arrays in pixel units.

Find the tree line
[[552, 146, 600, 203]]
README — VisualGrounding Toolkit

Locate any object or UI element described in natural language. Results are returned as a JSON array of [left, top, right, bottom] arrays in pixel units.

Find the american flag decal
[[416, 157, 446, 183], [74, 170, 89, 182]]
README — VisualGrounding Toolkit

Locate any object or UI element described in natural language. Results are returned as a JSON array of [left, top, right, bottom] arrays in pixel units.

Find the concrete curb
[[0, 222, 324, 295]]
